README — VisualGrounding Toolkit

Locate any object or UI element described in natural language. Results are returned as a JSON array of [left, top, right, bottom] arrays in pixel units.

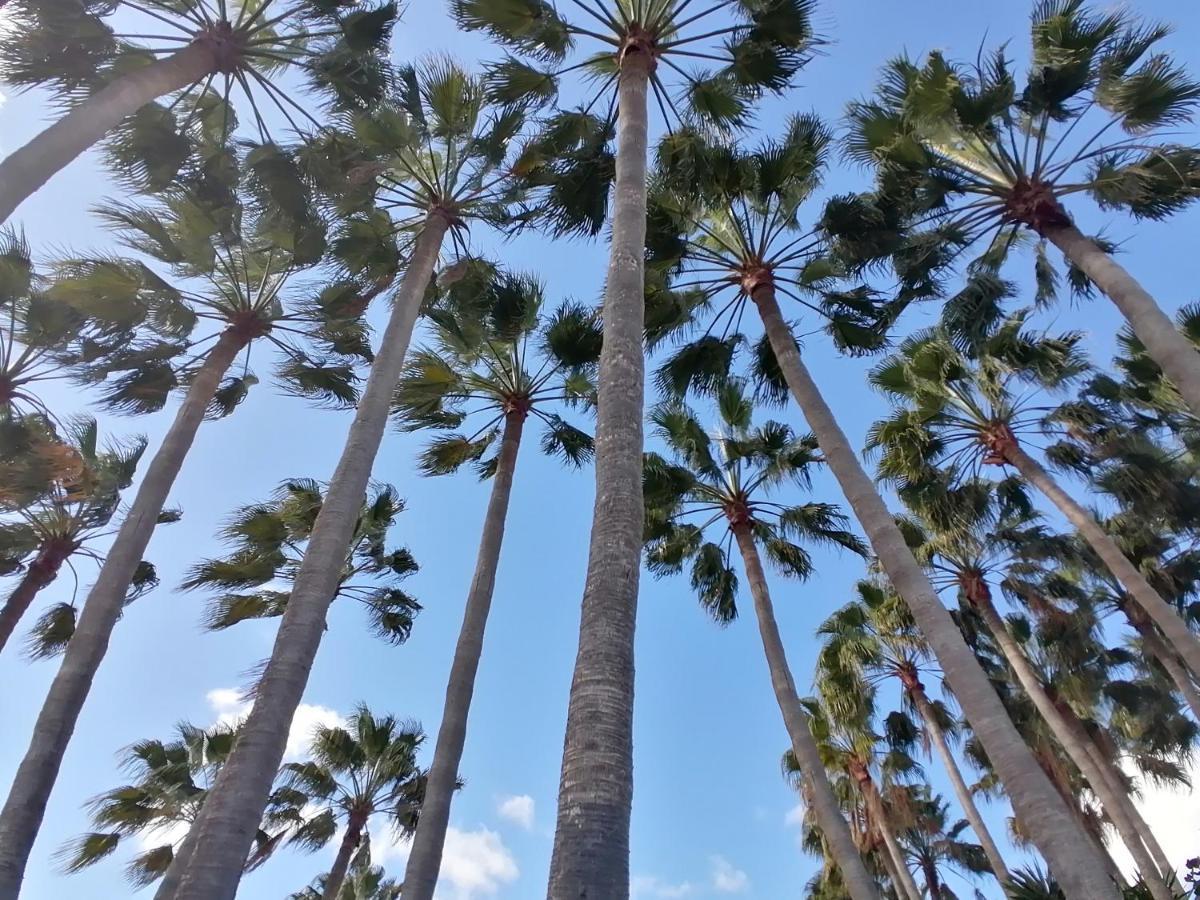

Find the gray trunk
[[860, 780, 920, 900], [322, 814, 366, 900], [750, 285, 1121, 900], [1004, 443, 1200, 686], [910, 686, 1011, 888], [0, 42, 215, 225], [402, 413, 525, 900], [732, 527, 880, 900], [1045, 224, 1200, 419], [0, 328, 245, 898], [158, 215, 450, 900], [0, 541, 71, 654], [545, 58, 649, 900]]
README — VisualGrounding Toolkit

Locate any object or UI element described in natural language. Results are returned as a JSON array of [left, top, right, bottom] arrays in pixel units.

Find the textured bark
[[858, 778, 921, 900], [0, 328, 246, 898], [545, 58, 649, 900], [0, 540, 72, 654], [733, 526, 880, 900], [0, 42, 215, 225], [158, 216, 450, 900], [1045, 224, 1200, 419], [967, 584, 1174, 900], [909, 685, 1011, 887], [750, 284, 1121, 900], [402, 413, 524, 900], [323, 811, 367, 900], [1003, 442, 1200, 686]]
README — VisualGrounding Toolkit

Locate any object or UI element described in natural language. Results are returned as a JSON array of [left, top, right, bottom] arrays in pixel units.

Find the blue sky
[[2, 1, 1200, 898]]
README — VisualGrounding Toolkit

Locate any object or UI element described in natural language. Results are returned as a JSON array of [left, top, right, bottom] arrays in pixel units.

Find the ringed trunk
[[402, 412, 525, 900], [732, 525, 880, 900], [854, 772, 920, 900], [0, 539, 74, 654], [158, 214, 450, 900], [750, 283, 1121, 900], [546, 56, 650, 900], [0, 328, 247, 898]]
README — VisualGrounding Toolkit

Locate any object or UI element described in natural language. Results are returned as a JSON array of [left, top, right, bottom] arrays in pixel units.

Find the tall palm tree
[[647, 122, 1122, 898], [394, 272, 600, 898], [0, 0, 397, 223], [845, 3, 1200, 416], [264, 707, 427, 900], [157, 61, 533, 900], [867, 320, 1200, 685], [0, 417, 153, 655], [290, 845, 401, 900], [182, 478, 421, 643], [642, 382, 879, 900], [455, 3, 819, 891], [0, 190, 359, 896]]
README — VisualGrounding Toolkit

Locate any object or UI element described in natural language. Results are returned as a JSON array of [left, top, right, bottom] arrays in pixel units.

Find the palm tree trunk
[[921, 857, 944, 900], [965, 581, 1175, 900], [856, 777, 921, 900], [732, 525, 880, 900], [545, 57, 649, 900], [1002, 442, 1200, 681], [0, 539, 73, 654], [0, 327, 246, 898], [156, 214, 450, 900], [402, 412, 524, 900], [750, 284, 1121, 900], [323, 811, 367, 900], [908, 684, 1011, 888], [0, 42, 216, 226], [1138, 623, 1200, 721], [1044, 224, 1200, 419]]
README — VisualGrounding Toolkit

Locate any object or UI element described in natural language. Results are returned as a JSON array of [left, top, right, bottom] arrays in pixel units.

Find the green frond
[[540, 415, 594, 468], [654, 336, 740, 399], [363, 588, 421, 644], [452, 0, 571, 62], [56, 831, 121, 875], [691, 542, 739, 624], [276, 358, 360, 409], [417, 432, 496, 476], [24, 602, 77, 660], [203, 591, 292, 631]]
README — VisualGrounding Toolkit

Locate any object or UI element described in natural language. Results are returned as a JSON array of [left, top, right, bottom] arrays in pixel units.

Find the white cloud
[[710, 856, 750, 893], [1109, 757, 1200, 881], [372, 825, 519, 900], [784, 803, 805, 828], [205, 688, 344, 760], [495, 794, 535, 830], [631, 875, 696, 898]]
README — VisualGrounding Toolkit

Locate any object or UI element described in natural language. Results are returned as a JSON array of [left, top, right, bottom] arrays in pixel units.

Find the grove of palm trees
[[0, 0, 1198, 897]]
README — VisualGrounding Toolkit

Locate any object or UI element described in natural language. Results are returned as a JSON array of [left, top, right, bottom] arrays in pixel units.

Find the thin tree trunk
[[323, 812, 367, 900], [750, 284, 1121, 900], [0, 328, 246, 898], [921, 857, 944, 900], [1045, 224, 1200, 419], [402, 413, 524, 900], [0, 42, 216, 225], [876, 844, 905, 899], [158, 215, 450, 900], [909, 685, 1011, 888], [0, 539, 72, 654], [966, 581, 1174, 900], [1002, 442, 1200, 683], [545, 57, 649, 900], [1139, 623, 1200, 721], [857, 778, 921, 900], [732, 526, 880, 900]]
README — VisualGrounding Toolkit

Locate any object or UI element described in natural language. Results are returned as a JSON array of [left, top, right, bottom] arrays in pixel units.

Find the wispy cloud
[[205, 688, 343, 760], [372, 824, 519, 900], [710, 855, 750, 893], [495, 794, 535, 830]]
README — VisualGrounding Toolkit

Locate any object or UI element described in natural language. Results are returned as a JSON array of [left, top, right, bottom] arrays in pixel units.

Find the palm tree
[[182, 478, 421, 644], [894, 788, 991, 900], [0, 417, 155, 655], [290, 845, 401, 900], [867, 320, 1200, 688], [394, 271, 599, 898], [0, 0, 397, 223], [642, 382, 879, 899], [455, 3, 819, 891], [818, 580, 1013, 888], [56, 721, 287, 889], [845, 3, 1200, 416], [155, 61, 534, 900], [264, 707, 427, 900], [0, 190, 360, 896], [647, 122, 1122, 898]]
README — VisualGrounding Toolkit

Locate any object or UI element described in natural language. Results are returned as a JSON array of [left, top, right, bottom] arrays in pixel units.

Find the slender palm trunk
[[0, 539, 73, 654], [323, 811, 367, 900], [908, 684, 1010, 887], [964, 580, 1175, 900], [0, 328, 246, 898], [876, 843, 906, 899], [545, 57, 649, 900], [856, 777, 920, 900], [402, 412, 524, 900], [920, 857, 944, 900], [1137, 622, 1200, 720], [0, 42, 215, 225], [1002, 442, 1200, 680], [157, 215, 450, 900], [732, 525, 880, 900], [750, 284, 1121, 899], [1044, 224, 1200, 419]]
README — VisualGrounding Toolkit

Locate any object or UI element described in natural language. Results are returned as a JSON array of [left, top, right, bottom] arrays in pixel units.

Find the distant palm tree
[[0, 0, 397, 223], [846, 3, 1200, 415], [290, 845, 401, 900], [894, 788, 991, 900]]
